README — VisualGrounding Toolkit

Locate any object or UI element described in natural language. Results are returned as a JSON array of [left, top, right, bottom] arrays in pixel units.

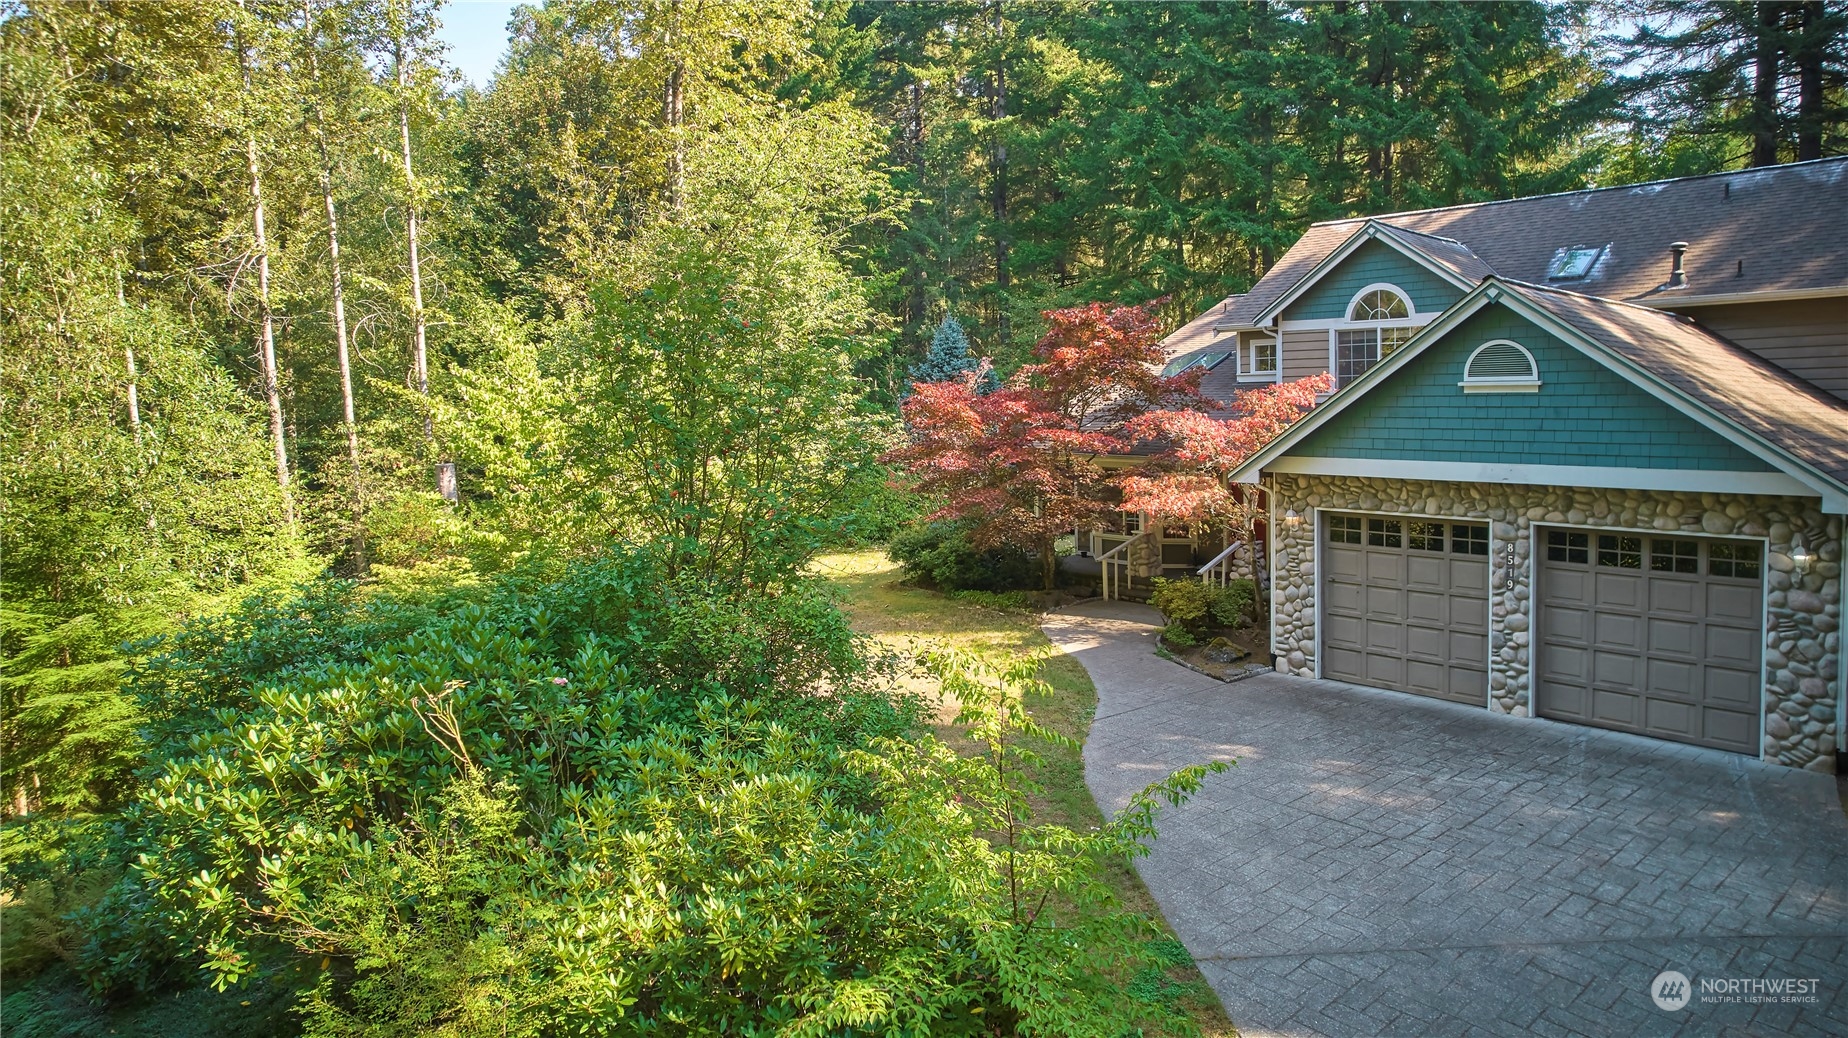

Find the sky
[[435, 1, 522, 88]]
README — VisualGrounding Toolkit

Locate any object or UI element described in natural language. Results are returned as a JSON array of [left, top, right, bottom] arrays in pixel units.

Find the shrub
[[1209, 578, 1258, 628], [887, 521, 1039, 592], [1149, 579, 1215, 633], [93, 553, 1223, 1034], [1159, 623, 1198, 648], [1152, 577, 1259, 636]]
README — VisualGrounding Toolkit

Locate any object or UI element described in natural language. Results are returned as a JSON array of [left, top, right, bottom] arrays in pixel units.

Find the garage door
[[1322, 514, 1490, 705], [1535, 530, 1762, 754]]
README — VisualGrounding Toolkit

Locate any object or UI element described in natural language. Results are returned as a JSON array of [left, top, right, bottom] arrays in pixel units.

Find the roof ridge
[[1371, 222, 1472, 250], [1308, 156, 1848, 230], [1495, 277, 1705, 322]]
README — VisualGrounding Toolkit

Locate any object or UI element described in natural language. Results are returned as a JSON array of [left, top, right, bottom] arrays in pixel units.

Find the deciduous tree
[[890, 300, 1208, 589]]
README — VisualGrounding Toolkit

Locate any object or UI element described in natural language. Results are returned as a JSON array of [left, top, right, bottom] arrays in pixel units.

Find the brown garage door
[[1535, 530, 1762, 755], [1322, 514, 1490, 705]]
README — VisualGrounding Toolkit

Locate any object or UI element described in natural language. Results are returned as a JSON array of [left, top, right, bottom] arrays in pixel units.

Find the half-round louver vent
[[1460, 340, 1541, 392]]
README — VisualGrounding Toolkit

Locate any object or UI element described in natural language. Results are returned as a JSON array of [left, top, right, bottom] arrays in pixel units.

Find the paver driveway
[[1043, 601, 1848, 1037]]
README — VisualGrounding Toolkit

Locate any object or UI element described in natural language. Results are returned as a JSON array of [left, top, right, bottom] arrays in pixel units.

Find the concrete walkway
[[1044, 600, 1848, 1038]]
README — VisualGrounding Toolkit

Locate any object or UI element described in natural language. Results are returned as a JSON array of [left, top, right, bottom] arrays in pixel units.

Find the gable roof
[[1245, 220, 1484, 326], [1221, 157, 1848, 329], [1510, 282, 1848, 491], [1374, 224, 1498, 285], [1229, 277, 1848, 510]]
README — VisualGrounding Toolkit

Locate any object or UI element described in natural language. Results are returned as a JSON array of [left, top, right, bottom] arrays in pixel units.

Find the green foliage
[[81, 551, 1222, 1033], [1151, 578, 1256, 638], [1158, 624, 1198, 650], [948, 589, 1036, 613], [908, 314, 996, 391], [1210, 578, 1257, 629], [888, 521, 1043, 592], [559, 103, 906, 584]]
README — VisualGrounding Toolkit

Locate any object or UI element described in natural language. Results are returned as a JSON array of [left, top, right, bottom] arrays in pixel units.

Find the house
[[1171, 158, 1848, 773]]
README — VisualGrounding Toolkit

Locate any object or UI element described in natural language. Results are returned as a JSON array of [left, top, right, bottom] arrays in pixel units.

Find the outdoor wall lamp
[[1283, 508, 1302, 523], [1791, 545, 1814, 573]]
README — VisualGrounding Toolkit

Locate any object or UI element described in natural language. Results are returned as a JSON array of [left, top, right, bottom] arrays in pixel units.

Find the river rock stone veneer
[[1267, 473, 1843, 773]]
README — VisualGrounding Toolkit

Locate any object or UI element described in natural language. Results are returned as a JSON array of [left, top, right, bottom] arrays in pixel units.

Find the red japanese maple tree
[[889, 300, 1330, 589], [1118, 372, 1333, 527], [890, 302, 1205, 587]]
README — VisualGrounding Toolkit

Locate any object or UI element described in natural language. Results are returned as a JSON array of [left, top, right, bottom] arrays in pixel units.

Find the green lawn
[[814, 549, 1237, 1037]]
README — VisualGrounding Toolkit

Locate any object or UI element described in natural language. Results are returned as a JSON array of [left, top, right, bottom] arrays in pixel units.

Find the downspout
[[1266, 474, 1280, 670]]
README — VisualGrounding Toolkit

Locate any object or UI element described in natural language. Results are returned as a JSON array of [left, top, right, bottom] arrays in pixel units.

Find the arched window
[[1459, 340, 1542, 393], [1334, 285, 1417, 388], [1348, 287, 1411, 322]]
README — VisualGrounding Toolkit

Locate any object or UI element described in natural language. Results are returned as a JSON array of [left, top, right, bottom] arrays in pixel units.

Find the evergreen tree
[[1609, 1, 1848, 169], [909, 314, 996, 391]]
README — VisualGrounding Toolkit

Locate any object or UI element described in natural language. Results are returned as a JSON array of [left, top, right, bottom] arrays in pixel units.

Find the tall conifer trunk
[[305, 0, 364, 565], [1751, 2, 1783, 167], [990, 1, 1009, 344], [238, 14, 294, 525], [1795, 0, 1825, 161], [395, 28, 432, 458]]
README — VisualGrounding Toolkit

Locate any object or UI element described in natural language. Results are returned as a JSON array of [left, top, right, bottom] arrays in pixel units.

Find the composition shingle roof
[[1160, 293, 1247, 414], [1505, 280, 1848, 490], [1222, 157, 1848, 329]]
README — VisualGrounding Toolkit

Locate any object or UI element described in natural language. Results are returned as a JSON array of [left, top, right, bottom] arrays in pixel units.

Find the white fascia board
[[1278, 313, 1441, 332], [1265, 456, 1820, 499], [1633, 286, 1848, 308], [1249, 221, 1479, 328]]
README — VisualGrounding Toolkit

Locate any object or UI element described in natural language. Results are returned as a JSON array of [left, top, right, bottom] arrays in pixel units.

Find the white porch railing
[[1098, 530, 1150, 601], [1197, 540, 1247, 587]]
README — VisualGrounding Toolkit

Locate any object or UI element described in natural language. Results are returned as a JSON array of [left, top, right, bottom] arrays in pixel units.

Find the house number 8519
[[1503, 543, 1516, 590]]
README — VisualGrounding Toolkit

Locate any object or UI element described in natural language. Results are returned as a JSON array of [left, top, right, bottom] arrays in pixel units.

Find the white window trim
[[1241, 329, 1282, 382], [1459, 339, 1543, 393], [1345, 282, 1416, 322], [1326, 284, 1420, 386], [1328, 324, 1417, 388]]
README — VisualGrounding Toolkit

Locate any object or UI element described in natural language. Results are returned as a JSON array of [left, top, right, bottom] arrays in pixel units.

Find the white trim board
[[1265, 458, 1817, 498], [1279, 313, 1440, 332]]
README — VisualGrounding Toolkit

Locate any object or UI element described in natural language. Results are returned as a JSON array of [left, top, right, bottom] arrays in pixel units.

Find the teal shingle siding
[[1283, 237, 1467, 321], [1290, 304, 1778, 472]]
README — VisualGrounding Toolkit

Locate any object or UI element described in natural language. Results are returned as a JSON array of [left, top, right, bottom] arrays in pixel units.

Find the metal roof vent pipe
[[1668, 241, 1689, 289]]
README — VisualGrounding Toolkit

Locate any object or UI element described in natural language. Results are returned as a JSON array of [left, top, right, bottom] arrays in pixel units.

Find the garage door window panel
[[1546, 530, 1589, 563], [1321, 511, 1488, 705], [1450, 524, 1489, 555], [1537, 529, 1765, 755], [1710, 543, 1761, 579]]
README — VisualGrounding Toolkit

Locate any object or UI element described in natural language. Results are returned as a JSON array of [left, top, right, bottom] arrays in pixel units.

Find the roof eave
[[1630, 286, 1848, 308]]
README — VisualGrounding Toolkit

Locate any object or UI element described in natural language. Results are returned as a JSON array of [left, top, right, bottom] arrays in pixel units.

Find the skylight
[[1547, 245, 1605, 280], [1161, 351, 1231, 376]]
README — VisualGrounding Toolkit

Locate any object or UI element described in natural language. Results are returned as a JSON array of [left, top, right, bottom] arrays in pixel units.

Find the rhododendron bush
[[889, 299, 1331, 587]]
